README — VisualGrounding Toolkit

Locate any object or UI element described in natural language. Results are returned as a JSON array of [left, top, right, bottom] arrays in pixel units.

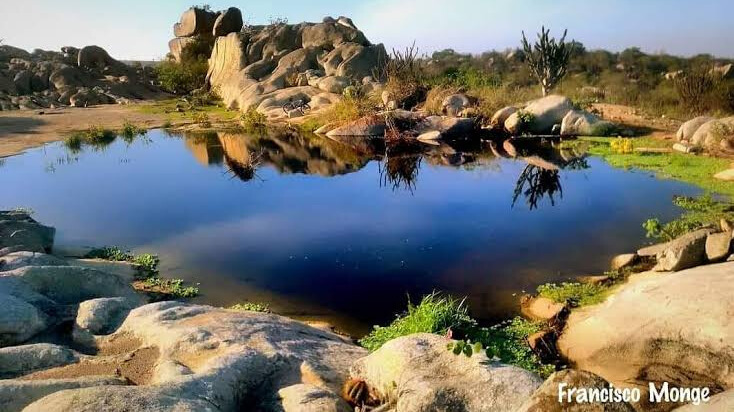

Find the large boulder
[[173, 7, 218, 38], [505, 95, 574, 135], [24, 386, 217, 412], [326, 115, 386, 137], [442, 93, 471, 116], [49, 66, 86, 89], [350, 333, 542, 411], [0, 212, 55, 253], [319, 42, 386, 80], [558, 263, 734, 399], [416, 116, 478, 138], [206, 18, 383, 115], [690, 117, 734, 149], [301, 20, 370, 49], [75, 297, 138, 335], [560, 109, 617, 136], [0, 266, 141, 305], [77, 45, 122, 71], [0, 251, 67, 272], [212, 7, 243, 37], [278, 383, 351, 412], [0, 293, 48, 346], [167, 37, 196, 62], [653, 228, 714, 272], [0, 343, 77, 376], [676, 116, 715, 143], [491, 106, 518, 129], [36, 301, 366, 411], [0, 376, 126, 412], [517, 370, 635, 411]]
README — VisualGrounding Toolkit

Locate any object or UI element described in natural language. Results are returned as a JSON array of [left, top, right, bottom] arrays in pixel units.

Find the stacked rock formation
[[167, 6, 244, 63], [0, 44, 159, 111], [202, 10, 385, 118]]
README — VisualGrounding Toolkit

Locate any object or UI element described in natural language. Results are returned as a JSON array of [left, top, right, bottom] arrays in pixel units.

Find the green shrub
[[229, 302, 271, 313], [359, 292, 476, 352], [85, 247, 159, 277], [121, 120, 147, 142], [240, 108, 267, 133], [142, 277, 199, 298], [192, 112, 211, 127]]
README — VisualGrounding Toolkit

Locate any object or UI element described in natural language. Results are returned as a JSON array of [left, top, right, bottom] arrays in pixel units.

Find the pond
[[0, 129, 700, 335]]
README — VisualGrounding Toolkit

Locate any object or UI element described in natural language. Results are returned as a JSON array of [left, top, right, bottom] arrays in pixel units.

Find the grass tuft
[[359, 292, 476, 352]]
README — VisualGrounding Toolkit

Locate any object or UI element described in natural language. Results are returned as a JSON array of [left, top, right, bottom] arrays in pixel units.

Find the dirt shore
[[0, 104, 179, 158]]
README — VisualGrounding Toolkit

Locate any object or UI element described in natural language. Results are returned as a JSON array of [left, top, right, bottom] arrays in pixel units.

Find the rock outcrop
[[205, 14, 386, 118], [0, 44, 159, 111], [350, 333, 543, 412], [558, 263, 734, 402]]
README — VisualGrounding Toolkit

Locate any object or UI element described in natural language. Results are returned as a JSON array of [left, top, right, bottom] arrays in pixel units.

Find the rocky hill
[[168, 6, 386, 119], [0, 44, 160, 111]]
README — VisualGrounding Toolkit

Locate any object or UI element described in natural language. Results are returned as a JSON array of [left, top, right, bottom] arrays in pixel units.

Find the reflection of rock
[[181, 131, 371, 177], [183, 132, 224, 166]]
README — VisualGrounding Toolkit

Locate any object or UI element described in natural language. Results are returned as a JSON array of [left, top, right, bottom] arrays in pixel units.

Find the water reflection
[[2, 128, 703, 335], [379, 154, 422, 193], [512, 165, 563, 210], [174, 131, 594, 209]]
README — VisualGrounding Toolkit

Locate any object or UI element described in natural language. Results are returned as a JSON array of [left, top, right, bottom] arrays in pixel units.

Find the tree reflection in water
[[224, 150, 263, 182], [379, 154, 422, 194], [512, 165, 563, 210]]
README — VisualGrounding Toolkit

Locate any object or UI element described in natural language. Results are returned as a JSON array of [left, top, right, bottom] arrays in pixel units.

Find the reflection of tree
[[512, 165, 563, 210], [379, 154, 422, 193], [561, 157, 589, 171], [224, 150, 263, 182]]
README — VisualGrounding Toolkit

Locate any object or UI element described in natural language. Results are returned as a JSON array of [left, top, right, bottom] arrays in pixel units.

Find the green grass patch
[[141, 277, 199, 299], [84, 246, 159, 277], [644, 194, 734, 241], [239, 108, 268, 133], [579, 137, 734, 198], [229, 302, 271, 313], [359, 292, 476, 352], [472, 317, 556, 377], [536, 282, 610, 307], [121, 120, 147, 142], [360, 292, 555, 377]]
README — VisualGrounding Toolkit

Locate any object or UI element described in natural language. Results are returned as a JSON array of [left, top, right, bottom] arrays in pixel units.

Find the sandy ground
[[593, 103, 681, 138], [0, 104, 175, 158]]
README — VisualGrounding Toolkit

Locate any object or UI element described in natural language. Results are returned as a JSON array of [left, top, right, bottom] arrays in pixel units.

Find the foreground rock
[[350, 333, 543, 411], [0, 211, 55, 253], [0, 44, 159, 111], [560, 109, 616, 137], [517, 370, 635, 411], [504, 95, 574, 135], [25, 302, 367, 411], [558, 263, 734, 403], [653, 228, 714, 271]]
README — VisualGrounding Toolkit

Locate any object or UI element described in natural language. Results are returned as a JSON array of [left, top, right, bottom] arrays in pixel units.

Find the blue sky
[[1, 0, 733, 60]]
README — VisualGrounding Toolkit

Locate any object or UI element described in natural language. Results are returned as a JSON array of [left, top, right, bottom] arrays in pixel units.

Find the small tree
[[521, 26, 573, 96]]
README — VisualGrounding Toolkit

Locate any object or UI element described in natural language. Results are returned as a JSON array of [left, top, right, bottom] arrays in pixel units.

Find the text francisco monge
[[558, 382, 711, 406]]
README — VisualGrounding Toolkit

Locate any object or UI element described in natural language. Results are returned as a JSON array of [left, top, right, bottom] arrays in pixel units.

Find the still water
[[0, 130, 699, 335]]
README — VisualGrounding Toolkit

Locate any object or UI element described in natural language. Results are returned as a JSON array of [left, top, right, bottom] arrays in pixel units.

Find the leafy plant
[[521, 26, 574, 96], [229, 302, 271, 313], [120, 120, 147, 142], [240, 108, 267, 133], [610, 137, 634, 154], [446, 317, 555, 377], [359, 292, 476, 352], [85, 247, 159, 277], [142, 277, 199, 298], [192, 112, 211, 127]]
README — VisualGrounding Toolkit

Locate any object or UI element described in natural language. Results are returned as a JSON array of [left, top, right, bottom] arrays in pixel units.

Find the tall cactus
[[521, 27, 573, 96]]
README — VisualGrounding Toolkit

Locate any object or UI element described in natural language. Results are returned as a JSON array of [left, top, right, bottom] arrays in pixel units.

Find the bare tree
[[521, 26, 574, 96]]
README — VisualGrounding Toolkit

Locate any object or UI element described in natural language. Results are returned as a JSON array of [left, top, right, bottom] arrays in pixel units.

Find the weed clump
[[359, 293, 475, 352], [240, 108, 267, 133], [229, 302, 271, 313]]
